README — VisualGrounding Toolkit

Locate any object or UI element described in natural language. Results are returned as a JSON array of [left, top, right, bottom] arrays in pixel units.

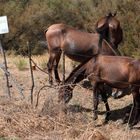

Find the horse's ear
[[113, 11, 117, 17], [106, 12, 112, 17]]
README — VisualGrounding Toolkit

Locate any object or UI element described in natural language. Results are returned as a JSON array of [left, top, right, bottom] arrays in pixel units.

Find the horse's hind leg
[[54, 51, 61, 83], [47, 52, 58, 85], [47, 50, 62, 85]]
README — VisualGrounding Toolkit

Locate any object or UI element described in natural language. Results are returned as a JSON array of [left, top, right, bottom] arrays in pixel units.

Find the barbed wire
[[30, 58, 49, 75], [34, 80, 138, 131], [0, 63, 25, 99], [3, 47, 139, 102], [0, 50, 137, 130], [2, 41, 139, 130]]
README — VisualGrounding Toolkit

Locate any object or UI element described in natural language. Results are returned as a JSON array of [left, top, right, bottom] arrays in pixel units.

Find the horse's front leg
[[129, 88, 140, 127], [92, 82, 99, 120], [101, 91, 111, 124], [54, 51, 61, 84]]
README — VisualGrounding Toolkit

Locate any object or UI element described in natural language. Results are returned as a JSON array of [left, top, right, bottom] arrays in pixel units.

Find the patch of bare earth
[[0, 56, 140, 140]]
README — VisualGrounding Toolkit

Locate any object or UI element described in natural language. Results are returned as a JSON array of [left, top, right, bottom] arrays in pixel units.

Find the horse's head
[[96, 11, 117, 31], [96, 11, 122, 49], [95, 12, 115, 35], [58, 85, 73, 103]]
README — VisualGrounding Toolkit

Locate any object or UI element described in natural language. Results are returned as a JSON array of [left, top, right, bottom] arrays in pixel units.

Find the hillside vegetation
[[0, 0, 140, 57]]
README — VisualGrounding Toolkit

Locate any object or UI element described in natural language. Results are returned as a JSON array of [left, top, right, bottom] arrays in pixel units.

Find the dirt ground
[[0, 56, 140, 140]]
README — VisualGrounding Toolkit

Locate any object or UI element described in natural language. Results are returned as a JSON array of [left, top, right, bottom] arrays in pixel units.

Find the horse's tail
[[43, 28, 49, 51], [44, 28, 48, 34]]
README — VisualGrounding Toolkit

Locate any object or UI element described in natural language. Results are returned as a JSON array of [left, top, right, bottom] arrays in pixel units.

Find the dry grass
[[13, 57, 28, 71], [0, 55, 140, 140]]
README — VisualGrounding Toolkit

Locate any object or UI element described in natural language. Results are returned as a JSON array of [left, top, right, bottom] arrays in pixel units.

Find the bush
[[14, 58, 27, 71], [0, 0, 140, 57]]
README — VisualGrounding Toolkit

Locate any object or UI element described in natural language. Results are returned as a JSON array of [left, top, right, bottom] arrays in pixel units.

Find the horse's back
[[98, 56, 140, 84], [46, 23, 100, 54], [45, 23, 67, 50], [47, 23, 66, 30], [128, 59, 140, 83], [100, 55, 133, 63], [45, 23, 116, 61], [97, 56, 133, 83]]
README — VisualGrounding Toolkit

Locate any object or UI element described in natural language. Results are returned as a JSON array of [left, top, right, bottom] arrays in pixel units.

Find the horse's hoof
[[49, 81, 53, 85], [105, 112, 111, 119], [130, 121, 138, 127], [103, 119, 109, 125], [122, 113, 129, 124], [107, 112, 111, 117], [56, 80, 61, 85], [104, 112, 111, 124], [93, 115, 98, 120], [122, 118, 128, 124], [128, 124, 133, 130], [59, 101, 67, 113]]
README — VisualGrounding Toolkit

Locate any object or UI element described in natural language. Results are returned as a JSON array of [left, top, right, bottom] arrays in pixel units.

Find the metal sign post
[[0, 16, 9, 34], [0, 16, 11, 98]]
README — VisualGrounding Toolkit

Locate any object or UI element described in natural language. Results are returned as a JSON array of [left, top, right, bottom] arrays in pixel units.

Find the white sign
[[0, 16, 9, 34]]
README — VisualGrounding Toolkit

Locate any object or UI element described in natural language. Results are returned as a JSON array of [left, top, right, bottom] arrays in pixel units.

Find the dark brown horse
[[58, 58, 112, 123], [95, 12, 123, 53], [59, 55, 140, 127], [45, 15, 122, 84]]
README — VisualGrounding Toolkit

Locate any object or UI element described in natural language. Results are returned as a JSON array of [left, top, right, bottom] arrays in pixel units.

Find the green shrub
[[14, 58, 27, 71], [1, 0, 140, 57]]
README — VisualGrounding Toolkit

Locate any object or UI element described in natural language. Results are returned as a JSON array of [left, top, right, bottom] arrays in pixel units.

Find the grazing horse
[[95, 12, 123, 53], [45, 23, 118, 84], [58, 59, 112, 123], [59, 55, 140, 127]]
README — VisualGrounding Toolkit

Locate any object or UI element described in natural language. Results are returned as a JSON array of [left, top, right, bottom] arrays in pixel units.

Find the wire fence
[[0, 38, 139, 133]]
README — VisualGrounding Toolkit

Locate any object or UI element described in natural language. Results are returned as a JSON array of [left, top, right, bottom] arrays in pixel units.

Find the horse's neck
[[102, 38, 118, 56], [65, 59, 90, 87], [99, 25, 110, 45], [98, 30, 116, 56]]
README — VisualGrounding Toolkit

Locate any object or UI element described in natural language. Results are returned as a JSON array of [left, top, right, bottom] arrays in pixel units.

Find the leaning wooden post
[[62, 50, 65, 85], [27, 41, 34, 104], [0, 35, 11, 98]]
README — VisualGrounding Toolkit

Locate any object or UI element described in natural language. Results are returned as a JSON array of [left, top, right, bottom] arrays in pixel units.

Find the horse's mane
[[65, 58, 92, 84]]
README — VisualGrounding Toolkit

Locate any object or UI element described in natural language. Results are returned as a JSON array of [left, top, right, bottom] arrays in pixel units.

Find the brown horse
[[58, 58, 112, 123], [45, 24, 115, 84], [45, 14, 122, 84], [95, 12, 123, 53], [59, 55, 140, 127]]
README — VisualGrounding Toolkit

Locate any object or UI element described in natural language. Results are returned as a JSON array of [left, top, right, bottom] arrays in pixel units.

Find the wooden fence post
[[0, 35, 11, 98], [27, 41, 34, 104]]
